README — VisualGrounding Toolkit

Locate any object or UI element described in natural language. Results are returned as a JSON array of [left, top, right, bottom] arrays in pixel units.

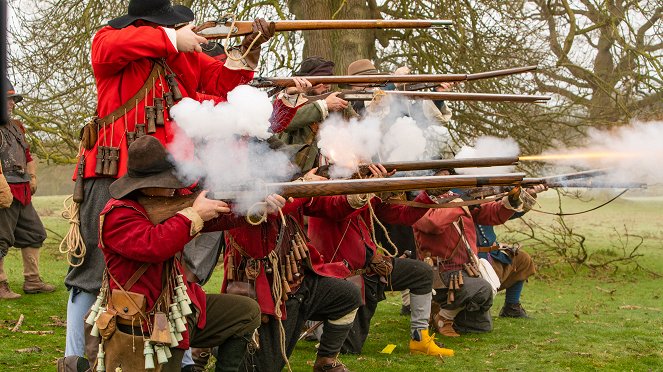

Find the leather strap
[[478, 245, 500, 253], [94, 62, 164, 127], [108, 271, 150, 323], [123, 263, 150, 291]]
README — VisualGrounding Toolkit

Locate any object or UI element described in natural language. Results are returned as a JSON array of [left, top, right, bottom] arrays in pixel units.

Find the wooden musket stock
[[252, 66, 538, 89], [209, 173, 525, 200], [195, 19, 453, 39]]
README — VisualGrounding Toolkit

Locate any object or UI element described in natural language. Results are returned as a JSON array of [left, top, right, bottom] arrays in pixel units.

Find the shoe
[[499, 303, 529, 318], [409, 329, 454, 357], [433, 313, 460, 337], [21, 248, 55, 294], [23, 277, 56, 294], [313, 355, 350, 372], [0, 281, 21, 299], [400, 304, 411, 316]]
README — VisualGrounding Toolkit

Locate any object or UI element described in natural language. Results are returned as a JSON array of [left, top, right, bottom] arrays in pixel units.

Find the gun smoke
[[454, 136, 520, 175], [317, 95, 454, 178], [168, 86, 296, 214], [533, 120, 663, 186]]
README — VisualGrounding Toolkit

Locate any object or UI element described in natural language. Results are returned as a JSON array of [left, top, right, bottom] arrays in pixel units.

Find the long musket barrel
[[523, 180, 647, 189], [337, 91, 550, 103], [210, 173, 525, 200], [317, 156, 519, 178], [521, 169, 610, 185], [195, 19, 453, 39], [251, 66, 538, 88]]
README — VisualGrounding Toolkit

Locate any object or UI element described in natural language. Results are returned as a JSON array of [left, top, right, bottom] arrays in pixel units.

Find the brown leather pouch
[[110, 289, 146, 324], [369, 253, 394, 277], [226, 281, 257, 300], [80, 120, 98, 150], [96, 308, 117, 340], [431, 266, 446, 289]]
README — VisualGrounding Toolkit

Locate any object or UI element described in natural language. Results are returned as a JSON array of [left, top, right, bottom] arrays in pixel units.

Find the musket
[[251, 65, 538, 89], [521, 169, 610, 185], [316, 156, 520, 178], [194, 19, 452, 39], [209, 173, 525, 200], [304, 90, 550, 103]]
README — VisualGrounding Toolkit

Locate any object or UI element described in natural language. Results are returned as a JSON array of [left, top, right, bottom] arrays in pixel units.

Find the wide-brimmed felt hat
[[5, 78, 23, 103], [109, 135, 186, 199], [108, 0, 194, 29], [294, 56, 335, 77], [347, 59, 383, 76]]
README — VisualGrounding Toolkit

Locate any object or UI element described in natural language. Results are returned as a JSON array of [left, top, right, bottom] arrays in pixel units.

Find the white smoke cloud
[[317, 95, 453, 178], [168, 87, 296, 214], [455, 136, 520, 175]]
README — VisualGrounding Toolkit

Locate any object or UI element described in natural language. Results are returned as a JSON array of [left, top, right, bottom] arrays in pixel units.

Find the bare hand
[[264, 194, 291, 214], [526, 184, 548, 195], [303, 168, 328, 181], [285, 77, 312, 95], [325, 92, 349, 112], [176, 24, 208, 53], [29, 176, 37, 195], [394, 66, 411, 75], [435, 82, 456, 92], [367, 164, 395, 178], [193, 190, 231, 221]]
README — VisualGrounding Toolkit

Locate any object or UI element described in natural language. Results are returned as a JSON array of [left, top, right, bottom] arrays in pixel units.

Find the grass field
[[0, 192, 662, 371]]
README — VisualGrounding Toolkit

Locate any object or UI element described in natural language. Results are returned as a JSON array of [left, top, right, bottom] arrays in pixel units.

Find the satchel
[[226, 281, 257, 300], [477, 257, 500, 297], [79, 121, 98, 150], [56, 356, 90, 372]]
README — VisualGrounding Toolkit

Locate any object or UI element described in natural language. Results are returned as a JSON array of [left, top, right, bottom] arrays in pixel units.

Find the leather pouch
[[80, 121, 98, 150], [226, 281, 257, 300], [110, 289, 146, 324], [96, 308, 117, 340], [431, 266, 446, 290]]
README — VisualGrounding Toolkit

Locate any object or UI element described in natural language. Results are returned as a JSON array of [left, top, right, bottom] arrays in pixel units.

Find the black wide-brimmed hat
[[294, 56, 335, 76], [5, 78, 23, 103], [108, 0, 194, 29], [109, 136, 187, 199]]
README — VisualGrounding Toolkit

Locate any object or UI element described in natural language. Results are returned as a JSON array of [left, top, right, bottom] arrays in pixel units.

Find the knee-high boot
[[21, 247, 55, 294]]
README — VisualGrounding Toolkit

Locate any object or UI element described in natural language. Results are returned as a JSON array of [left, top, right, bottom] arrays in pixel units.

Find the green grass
[[1, 193, 662, 371]]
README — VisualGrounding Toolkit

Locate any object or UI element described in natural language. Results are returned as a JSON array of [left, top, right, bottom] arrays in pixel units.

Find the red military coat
[[77, 25, 254, 180], [99, 198, 247, 348], [308, 192, 433, 270], [413, 196, 515, 271], [222, 196, 359, 319]]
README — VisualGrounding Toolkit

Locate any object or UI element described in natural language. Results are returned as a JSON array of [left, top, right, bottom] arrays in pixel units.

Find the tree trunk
[[288, 0, 375, 75]]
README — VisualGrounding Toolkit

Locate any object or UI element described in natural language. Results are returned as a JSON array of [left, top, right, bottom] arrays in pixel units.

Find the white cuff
[[278, 92, 307, 108], [162, 27, 178, 52], [223, 48, 256, 71], [314, 99, 329, 120], [177, 207, 205, 236]]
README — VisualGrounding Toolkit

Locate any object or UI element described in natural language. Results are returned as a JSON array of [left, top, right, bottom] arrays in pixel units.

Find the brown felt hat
[[109, 136, 186, 199], [347, 59, 382, 76]]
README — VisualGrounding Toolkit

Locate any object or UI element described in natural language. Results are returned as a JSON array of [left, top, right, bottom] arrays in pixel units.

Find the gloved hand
[[240, 18, 275, 69]]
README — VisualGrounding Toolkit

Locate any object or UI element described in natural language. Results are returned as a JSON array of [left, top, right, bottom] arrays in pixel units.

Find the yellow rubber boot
[[409, 329, 454, 357]]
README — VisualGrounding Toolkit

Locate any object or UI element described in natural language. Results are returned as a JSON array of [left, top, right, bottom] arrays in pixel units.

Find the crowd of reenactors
[[1, 1, 548, 371]]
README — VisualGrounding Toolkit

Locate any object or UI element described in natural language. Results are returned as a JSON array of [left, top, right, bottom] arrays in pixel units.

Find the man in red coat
[[99, 135, 288, 370], [307, 165, 454, 357], [412, 175, 531, 337], [65, 0, 274, 358], [224, 179, 364, 372]]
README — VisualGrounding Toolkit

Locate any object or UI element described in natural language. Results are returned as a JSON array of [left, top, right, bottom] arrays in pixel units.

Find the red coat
[[99, 198, 247, 348], [308, 192, 434, 270], [413, 197, 514, 271], [222, 196, 358, 319], [77, 25, 254, 180]]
